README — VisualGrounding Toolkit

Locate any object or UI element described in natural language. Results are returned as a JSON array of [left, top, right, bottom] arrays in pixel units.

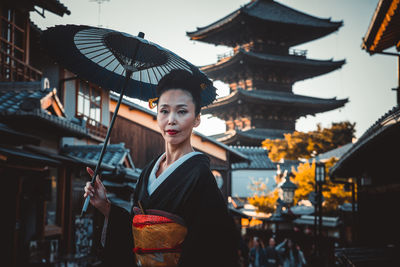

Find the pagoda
[[187, 0, 348, 146]]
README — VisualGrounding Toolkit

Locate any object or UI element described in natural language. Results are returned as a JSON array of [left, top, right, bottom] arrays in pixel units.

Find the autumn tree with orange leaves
[[262, 121, 355, 162], [249, 122, 355, 214]]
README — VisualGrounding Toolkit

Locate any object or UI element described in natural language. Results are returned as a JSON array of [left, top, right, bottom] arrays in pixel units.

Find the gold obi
[[132, 207, 187, 267]]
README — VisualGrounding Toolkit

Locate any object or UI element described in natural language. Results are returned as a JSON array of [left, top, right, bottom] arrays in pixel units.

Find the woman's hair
[[156, 69, 202, 116]]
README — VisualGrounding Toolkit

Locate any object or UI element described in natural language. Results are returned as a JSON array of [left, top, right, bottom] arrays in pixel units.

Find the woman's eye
[[160, 109, 168, 114], [178, 110, 188, 114]]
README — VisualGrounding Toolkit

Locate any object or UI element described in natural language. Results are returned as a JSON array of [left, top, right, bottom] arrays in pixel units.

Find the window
[[1, 8, 26, 60], [0, 8, 40, 81], [77, 81, 102, 125], [44, 168, 62, 236]]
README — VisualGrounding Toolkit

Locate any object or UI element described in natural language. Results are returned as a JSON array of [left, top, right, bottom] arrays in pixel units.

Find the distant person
[[265, 237, 281, 267], [276, 238, 307, 267], [249, 236, 267, 267]]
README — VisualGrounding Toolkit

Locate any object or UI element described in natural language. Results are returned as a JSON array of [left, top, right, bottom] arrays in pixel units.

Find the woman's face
[[157, 89, 200, 147]]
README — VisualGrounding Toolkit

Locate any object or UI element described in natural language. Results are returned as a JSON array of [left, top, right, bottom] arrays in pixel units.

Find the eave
[[215, 129, 290, 146], [200, 50, 345, 82], [362, 0, 400, 53], [3, 0, 71, 16], [187, 0, 342, 47], [0, 109, 89, 138], [202, 88, 348, 117], [330, 106, 400, 178], [32, 0, 71, 16]]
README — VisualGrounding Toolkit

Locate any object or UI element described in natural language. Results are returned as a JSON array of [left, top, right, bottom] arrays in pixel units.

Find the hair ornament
[[148, 97, 158, 109]]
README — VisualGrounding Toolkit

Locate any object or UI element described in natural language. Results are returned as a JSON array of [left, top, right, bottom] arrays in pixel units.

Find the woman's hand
[[83, 167, 111, 218]]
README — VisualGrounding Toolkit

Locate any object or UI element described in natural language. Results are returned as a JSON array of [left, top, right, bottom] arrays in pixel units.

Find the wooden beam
[[0, 162, 47, 171], [370, 0, 400, 52]]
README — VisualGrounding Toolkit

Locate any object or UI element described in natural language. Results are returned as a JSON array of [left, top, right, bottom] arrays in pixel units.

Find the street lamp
[[315, 162, 326, 184], [280, 176, 298, 205], [314, 161, 326, 257], [269, 175, 298, 237]]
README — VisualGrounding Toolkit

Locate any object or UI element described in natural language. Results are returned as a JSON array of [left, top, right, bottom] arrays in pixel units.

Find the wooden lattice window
[[0, 7, 41, 81]]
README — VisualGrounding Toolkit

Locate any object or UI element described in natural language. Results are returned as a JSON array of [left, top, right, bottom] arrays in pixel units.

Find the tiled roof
[[315, 143, 353, 161], [238, 128, 289, 140], [211, 128, 290, 147], [202, 49, 345, 71], [0, 81, 49, 113], [61, 143, 134, 171], [200, 50, 345, 84], [362, 0, 400, 53], [230, 146, 276, 169], [188, 0, 341, 37], [202, 88, 348, 116], [32, 0, 71, 16], [245, 0, 341, 27], [213, 128, 289, 141], [330, 106, 400, 177], [0, 81, 88, 138]]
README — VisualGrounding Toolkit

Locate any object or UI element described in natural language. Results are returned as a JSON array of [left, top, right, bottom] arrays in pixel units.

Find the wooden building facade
[[1, 1, 138, 266], [331, 0, 400, 265]]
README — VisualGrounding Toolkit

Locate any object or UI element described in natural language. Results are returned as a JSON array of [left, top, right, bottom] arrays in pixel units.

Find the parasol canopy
[[41, 24, 216, 106]]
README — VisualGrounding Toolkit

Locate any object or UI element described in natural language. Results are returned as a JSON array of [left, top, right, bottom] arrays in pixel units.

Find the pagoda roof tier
[[187, 0, 342, 47], [211, 128, 291, 146], [202, 88, 348, 117], [201, 49, 345, 83]]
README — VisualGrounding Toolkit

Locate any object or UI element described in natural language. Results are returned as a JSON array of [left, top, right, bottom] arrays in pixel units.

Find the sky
[[31, 0, 397, 139]]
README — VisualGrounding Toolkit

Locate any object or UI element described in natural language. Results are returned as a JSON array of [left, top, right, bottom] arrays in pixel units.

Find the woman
[[276, 238, 306, 267], [84, 70, 239, 267]]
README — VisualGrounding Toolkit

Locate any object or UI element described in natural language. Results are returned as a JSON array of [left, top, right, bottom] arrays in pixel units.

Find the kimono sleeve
[[101, 204, 136, 267], [179, 168, 240, 267]]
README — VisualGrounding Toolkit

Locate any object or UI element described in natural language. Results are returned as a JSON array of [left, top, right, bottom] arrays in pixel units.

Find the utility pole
[[90, 0, 110, 27]]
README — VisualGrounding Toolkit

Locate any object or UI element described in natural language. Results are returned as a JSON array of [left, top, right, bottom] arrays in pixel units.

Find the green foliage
[[262, 121, 356, 161]]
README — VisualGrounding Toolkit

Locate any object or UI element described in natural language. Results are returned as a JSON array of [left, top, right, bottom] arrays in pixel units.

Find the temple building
[[188, 0, 348, 146]]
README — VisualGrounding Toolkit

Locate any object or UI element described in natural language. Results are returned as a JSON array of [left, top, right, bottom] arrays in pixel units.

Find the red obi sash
[[132, 207, 187, 267]]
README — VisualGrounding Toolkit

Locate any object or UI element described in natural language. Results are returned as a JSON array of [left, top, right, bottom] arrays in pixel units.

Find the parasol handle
[[81, 31, 144, 216], [81, 71, 132, 216]]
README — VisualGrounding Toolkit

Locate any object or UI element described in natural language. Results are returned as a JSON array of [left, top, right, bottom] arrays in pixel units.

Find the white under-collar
[[147, 151, 202, 196]]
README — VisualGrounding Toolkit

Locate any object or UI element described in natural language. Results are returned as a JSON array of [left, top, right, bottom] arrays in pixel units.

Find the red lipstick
[[166, 130, 179, 135]]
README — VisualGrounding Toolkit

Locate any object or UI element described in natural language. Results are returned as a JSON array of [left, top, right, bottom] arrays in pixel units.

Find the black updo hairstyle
[[156, 69, 202, 116]]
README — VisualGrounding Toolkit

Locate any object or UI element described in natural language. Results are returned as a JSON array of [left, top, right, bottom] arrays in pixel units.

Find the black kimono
[[101, 153, 240, 267]]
